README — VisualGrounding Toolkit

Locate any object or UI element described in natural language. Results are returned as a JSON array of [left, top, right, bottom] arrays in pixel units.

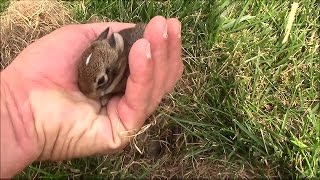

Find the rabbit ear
[[97, 27, 110, 41], [109, 32, 124, 53]]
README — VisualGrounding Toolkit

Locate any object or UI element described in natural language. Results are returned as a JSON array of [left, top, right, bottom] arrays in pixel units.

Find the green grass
[[0, 0, 9, 13], [4, 0, 320, 178]]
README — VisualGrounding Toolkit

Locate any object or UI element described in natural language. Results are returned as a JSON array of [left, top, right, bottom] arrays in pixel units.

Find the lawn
[[1, 0, 319, 179]]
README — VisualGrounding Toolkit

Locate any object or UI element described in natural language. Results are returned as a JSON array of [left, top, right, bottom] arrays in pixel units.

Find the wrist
[[0, 67, 41, 178]]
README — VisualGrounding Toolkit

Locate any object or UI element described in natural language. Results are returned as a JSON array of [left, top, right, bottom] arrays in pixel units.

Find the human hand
[[0, 16, 182, 177]]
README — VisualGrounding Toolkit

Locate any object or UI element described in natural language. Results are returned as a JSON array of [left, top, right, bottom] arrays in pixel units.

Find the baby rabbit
[[78, 23, 145, 106]]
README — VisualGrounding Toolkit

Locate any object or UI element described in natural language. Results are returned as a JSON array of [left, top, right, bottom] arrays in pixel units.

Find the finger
[[117, 38, 154, 130], [165, 18, 183, 92], [144, 16, 168, 101]]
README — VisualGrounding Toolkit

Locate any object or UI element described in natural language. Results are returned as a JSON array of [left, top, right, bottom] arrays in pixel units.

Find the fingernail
[[145, 42, 151, 59], [163, 24, 168, 39]]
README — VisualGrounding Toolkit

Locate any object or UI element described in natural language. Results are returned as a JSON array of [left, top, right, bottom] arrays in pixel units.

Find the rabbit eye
[[97, 76, 105, 86]]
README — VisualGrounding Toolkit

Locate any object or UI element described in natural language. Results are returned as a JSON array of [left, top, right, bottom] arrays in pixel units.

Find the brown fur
[[77, 24, 145, 105]]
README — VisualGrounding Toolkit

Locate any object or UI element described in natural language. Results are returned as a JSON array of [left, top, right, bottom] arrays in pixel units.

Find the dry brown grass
[[0, 0, 71, 70]]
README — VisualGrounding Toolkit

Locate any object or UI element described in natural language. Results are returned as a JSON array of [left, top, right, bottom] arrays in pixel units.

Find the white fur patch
[[85, 53, 92, 65]]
